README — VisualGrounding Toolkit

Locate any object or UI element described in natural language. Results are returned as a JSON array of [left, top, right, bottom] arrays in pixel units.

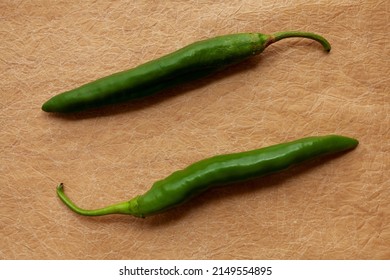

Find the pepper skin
[[56, 135, 358, 218], [42, 31, 331, 113]]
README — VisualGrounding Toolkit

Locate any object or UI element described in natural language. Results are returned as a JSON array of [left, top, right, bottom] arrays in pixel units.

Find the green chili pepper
[[56, 135, 358, 218], [42, 31, 331, 113]]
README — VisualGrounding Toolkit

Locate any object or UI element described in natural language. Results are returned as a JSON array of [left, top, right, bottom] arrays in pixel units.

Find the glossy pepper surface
[[42, 31, 331, 113], [56, 135, 358, 218]]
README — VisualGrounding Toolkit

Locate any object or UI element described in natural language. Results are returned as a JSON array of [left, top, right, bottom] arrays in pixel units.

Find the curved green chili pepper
[[56, 135, 358, 218], [42, 31, 331, 113]]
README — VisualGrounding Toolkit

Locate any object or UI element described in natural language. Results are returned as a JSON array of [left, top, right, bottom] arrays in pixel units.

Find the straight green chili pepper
[[42, 31, 331, 113], [56, 135, 358, 218]]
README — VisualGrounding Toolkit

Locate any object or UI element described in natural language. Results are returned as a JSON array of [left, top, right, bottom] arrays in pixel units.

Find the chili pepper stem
[[267, 31, 331, 52], [56, 183, 141, 217]]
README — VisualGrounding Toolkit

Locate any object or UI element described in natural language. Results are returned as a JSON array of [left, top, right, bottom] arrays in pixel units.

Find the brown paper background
[[1, 0, 389, 260]]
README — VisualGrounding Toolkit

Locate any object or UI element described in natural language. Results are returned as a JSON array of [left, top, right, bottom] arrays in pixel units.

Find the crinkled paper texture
[[1, 0, 389, 259]]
